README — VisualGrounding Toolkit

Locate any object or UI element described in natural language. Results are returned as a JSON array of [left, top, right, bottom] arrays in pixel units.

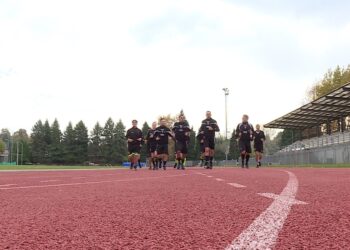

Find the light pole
[[222, 88, 229, 139], [222, 88, 230, 164]]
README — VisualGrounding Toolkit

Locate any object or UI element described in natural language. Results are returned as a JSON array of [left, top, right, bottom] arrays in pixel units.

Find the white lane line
[[40, 180, 59, 183], [0, 174, 188, 190], [216, 178, 224, 182], [0, 184, 16, 187], [227, 183, 246, 188], [226, 171, 306, 250], [207, 176, 213, 178]]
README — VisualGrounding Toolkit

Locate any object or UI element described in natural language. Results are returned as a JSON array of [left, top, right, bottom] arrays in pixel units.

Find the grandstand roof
[[264, 82, 350, 129]]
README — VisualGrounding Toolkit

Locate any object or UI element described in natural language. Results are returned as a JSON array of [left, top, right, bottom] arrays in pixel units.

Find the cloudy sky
[[1, 0, 350, 136]]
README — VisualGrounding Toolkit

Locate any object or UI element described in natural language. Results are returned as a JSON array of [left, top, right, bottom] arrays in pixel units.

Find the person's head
[[179, 115, 185, 122], [160, 118, 166, 126], [206, 111, 212, 119], [152, 121, 157, 129], [132, 120, 138, 127], [256, 124, 261, 130], [242, 114, 249, 123]]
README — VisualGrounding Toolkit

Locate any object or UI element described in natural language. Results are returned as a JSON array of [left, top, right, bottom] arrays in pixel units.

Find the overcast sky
[[1, 0, 350, 136]]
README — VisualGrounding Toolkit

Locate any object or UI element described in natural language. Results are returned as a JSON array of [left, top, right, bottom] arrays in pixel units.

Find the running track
[[0, 167, 349, 249]]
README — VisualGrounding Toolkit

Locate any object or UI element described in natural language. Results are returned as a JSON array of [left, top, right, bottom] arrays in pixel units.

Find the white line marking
[[40, 180, 59, 183], [0, 184, 16, 187], [0, 174, 188, 190], [207, 176, 213, 178], [226, 171, 306, 250], [258, 193, 308, 205], [216, 178, 224, 182], [227, 183, 246, 188]]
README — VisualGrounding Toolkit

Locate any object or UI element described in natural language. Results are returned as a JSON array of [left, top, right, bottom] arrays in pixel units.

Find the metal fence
[[265, 142, 350, 165], [280, 131, 350, 152]]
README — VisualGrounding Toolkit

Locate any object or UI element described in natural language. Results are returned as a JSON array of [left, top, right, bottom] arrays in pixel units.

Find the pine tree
[[62, 122, 76, 164], [102, 118, 115, 164], [187, 128, 197, 160], [50, 119, 63, 164], [30, 120, 46, 163], [113, 120, 128, 164], [42, 120, 52, 163], [140, 122, 150, 161], [74, 121, 89, 164], [89, 122, 103, 163], [228, 129, 240, 160]]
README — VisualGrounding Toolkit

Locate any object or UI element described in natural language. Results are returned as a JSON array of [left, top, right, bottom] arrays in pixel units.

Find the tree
[[186, 128, 197, 160], [101, 118, 115, 164], [113, 120, 128, 164], [279, 129, 295, 148], [264, 132, 282, 155], [140, 122, 150, 161], [41, 120, 52, 163], [0, 139, 5, 154], [89, 122, 103, 163], [0, 128, 11, 142], [228, 130, 240, 160], [30, 120, 46, 163], [0, 129, 12, 161], [212, 136, 228, 161], [50, 119, 63, 164], [62, 122, 76, 164], [12, 129, 30, 164], [308, 65, 350, 100], [74, 121, 89, 164]]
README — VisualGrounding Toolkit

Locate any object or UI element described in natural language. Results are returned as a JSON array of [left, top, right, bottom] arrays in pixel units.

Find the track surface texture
[[0, 167, 349, 249]]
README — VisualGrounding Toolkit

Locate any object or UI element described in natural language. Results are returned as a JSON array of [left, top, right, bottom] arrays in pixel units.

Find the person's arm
[[126, 130, 133, 142], [213, 121, 220, 132], [137, 130, 143, 143], [235, 124, 241, 139], [250, 124, 255, 141], [262, 131, 266, 141]]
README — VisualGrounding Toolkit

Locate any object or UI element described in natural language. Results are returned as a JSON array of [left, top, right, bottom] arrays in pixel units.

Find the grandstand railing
[[279, 130, 350, 152]]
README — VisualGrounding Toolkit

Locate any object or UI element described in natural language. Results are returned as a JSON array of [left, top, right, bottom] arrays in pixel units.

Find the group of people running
[[125, 111, 265, 170]]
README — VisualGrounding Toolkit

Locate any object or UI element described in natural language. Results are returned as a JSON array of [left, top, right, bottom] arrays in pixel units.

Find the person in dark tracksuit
[[253, 124, 266, 168], [172, 115, 190, 170], [235, 114, 254, 168], [200, 111, 220, 169], [126, 120, 143, 170], [196, 129, 206, 167], [146, 121, 157, 170], [154, 118, 174, 170]]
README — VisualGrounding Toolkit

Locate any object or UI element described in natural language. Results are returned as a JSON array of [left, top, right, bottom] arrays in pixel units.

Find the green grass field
[[0, 165, 124, 171]]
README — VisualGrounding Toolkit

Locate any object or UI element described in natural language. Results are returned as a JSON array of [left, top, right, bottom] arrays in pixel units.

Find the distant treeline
[[0, 117, 242, 165]]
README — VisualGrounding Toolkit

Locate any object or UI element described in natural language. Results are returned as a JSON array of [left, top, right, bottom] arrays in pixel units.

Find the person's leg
[[245, 142, 252, 168], [135, 154, 141, 169], [128, 154, 133, 170], [209, 149, 214, 169], [255, 151, 260, 167], [162, 154, 168, 170], [239, 141, 246, 168], [245, 153, 250, 168]]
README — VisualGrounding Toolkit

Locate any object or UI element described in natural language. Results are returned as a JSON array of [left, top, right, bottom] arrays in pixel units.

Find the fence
[[265, 142, 350, 165]]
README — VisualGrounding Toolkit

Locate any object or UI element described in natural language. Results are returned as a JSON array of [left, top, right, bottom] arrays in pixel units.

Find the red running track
[[0, 167, 349, 249]]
